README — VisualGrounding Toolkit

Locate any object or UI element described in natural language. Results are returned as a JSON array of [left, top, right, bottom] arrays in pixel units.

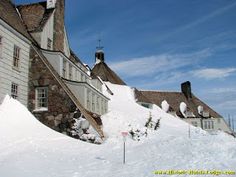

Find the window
[[96, 97, 100, 113], [36, 87, 48, 109], [81, 74, 85, 82], [69, 64, 72, 80], [104, 100, 107, 113], [63, 59, 67, 78], [13, 45, 20, 68], [204, 120, 214, 130], [101, 99, 104, 114], [11, 83, 18, 99], [0, 36, 2, 58], [92, 93, 95, 112], [87, 89, 91, 110], [191, 121, 198, 127], [47, 38, 52, 50], [77, 71, 81, 81]]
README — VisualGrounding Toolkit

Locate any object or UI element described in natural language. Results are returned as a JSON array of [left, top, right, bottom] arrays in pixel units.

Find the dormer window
[[47, 38, 52, 50]]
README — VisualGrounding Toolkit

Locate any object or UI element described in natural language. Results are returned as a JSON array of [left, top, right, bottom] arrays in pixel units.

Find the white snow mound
[[0, 83, 236, 177]]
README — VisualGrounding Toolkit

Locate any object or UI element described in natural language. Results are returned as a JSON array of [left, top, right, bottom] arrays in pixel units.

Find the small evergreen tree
[[154, 118, 161, 130], [145, 112, 152, 128]]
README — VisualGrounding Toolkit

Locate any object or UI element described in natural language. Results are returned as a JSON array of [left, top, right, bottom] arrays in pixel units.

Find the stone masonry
[[53, 0, 65, 53], [28, 47, 76, 134]]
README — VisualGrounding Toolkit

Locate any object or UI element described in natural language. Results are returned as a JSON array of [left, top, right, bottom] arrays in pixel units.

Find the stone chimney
[[53, 0, 65, 53], [181, 81, 192, 99]]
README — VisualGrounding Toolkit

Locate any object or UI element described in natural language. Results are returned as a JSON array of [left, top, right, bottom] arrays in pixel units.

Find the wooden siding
[[0, 22, 30, 106]]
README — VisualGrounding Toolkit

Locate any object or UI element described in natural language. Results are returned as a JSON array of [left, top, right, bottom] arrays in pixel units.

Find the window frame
[[204, 120, 214, 130], [35, 87, 48, 110], [87, 89, 91, 110], [11, 82, 18, 99], [69, 63, 72, 80], [47, 38, 52, 50], [191, 121, 198, 127], [13, 45, 20, 69], [0, 36, 2, 58], [63, 59, 67, 78], [92, 93, 95, 112]]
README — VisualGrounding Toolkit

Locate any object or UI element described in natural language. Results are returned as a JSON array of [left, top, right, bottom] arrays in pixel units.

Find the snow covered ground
[[0, 83, 236, 177]]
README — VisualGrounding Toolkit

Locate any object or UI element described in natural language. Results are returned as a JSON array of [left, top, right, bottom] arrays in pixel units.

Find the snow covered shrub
[[145, 112, 161, 130], [71, 117, 102, 144], [129, 127, 147, 141], [129, 113, 161, 141]]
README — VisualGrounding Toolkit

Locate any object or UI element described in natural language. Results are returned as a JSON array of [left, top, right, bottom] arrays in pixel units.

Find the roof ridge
[[16, 1, 47, 7], [140, 90, 181, 93]]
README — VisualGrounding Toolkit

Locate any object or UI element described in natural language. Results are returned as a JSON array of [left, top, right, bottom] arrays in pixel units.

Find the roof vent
[[198, 105, 203, 115], [180, 102, 187, 117], [161, 100, 169, 113]]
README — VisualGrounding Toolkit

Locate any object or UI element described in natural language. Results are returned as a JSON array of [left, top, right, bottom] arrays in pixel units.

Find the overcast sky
[[15, 0, 236, 124]]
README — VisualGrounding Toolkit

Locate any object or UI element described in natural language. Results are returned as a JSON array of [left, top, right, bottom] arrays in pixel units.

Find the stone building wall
[[53, 0, 65, 53], [28, 48, 76, 134]]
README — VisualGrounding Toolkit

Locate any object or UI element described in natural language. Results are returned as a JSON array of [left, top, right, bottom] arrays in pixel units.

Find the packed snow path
[[0, 83, 236, 177]]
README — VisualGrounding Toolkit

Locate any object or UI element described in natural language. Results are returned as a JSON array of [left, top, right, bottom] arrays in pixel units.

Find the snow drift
[[0, 83, 236, 177]]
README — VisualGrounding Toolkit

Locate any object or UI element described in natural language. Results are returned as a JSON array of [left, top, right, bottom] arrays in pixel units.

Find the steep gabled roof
[[92, 62, 126, 85], [0, 0, 32, 40], [134, 88, 150, 103], [138, 90, 222, 118], [17, 1, 54, 32]]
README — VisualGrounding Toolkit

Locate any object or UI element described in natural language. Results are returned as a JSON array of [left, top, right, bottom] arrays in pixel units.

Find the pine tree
[[154, 118, 161, 130], [145, 112, 152, 128]]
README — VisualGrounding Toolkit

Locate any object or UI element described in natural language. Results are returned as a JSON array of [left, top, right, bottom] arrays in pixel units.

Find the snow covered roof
[[92, 62, 126, 85], [138, 90, 222, 118]]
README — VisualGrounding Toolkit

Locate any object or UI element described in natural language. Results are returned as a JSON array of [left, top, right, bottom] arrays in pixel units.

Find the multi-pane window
[[11, 83, 18, 99], [69, 63, 72, 80], [36, 87, 48, 109], [191, 121, 198, 127], [63, 59, 67, 78], [0, 36, 2, 58], [13, 45, 20, 68], [104, 100, 108, 113], [77, 71, 81, 81], [47, 38, 52, 50], [87, 89, 91, 110], [81, 74, 85, 82], [92, 93, 95, 112], [204, 120, 214, 130], [101, 99, 104, 114], [96, 97, 100, 114]]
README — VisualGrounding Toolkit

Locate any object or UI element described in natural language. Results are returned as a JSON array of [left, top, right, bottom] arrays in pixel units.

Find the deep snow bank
[[0, 83, 236, 177], [102, 82, 204, 140]]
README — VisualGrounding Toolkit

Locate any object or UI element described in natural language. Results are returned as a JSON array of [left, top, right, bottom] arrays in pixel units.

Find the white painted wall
[[65, 80, 109, 115], [63, 27, 70, 57], [0, 20, 30, 106], [40, 12, 54, 50], [184, 117, 232, 134]]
